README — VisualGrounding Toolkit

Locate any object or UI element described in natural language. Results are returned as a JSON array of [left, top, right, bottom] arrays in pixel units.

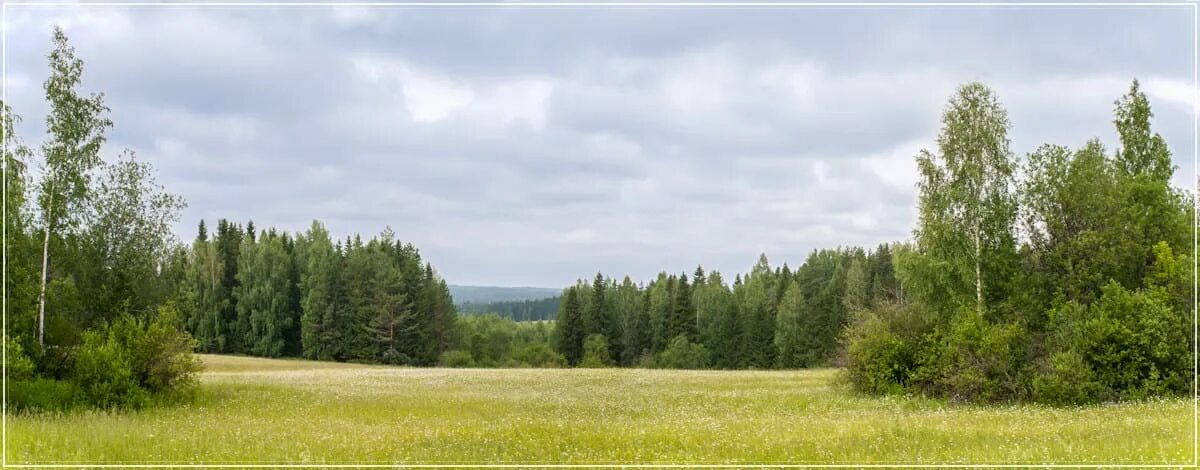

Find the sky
[[4, 3, 1196, 287]]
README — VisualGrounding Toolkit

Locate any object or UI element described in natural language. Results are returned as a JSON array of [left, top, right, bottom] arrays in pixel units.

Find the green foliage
[[773, 280, 806, 368], [5, 335, 37, 381], [554, 288, 585, 365], [9, 378, 84, 413], [1043, 282, 1190, 401], [300, 220, 338, 360], [655, 335, 709, 369], [107, 305, 202, 393], [579, 334, 613, 368], [459, 296, 559, 322], [438, 350, 475, 368], [513, 343, 566, 367], [843, 302, 929, 395], [922, 312, 1026, 403], [846, 80, 1193, 405], [68, 306, 200, 409], [72, 328, 148, 409]]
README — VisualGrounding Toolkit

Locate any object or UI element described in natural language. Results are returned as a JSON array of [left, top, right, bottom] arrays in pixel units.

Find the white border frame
[[1, 1, 1196, 468]]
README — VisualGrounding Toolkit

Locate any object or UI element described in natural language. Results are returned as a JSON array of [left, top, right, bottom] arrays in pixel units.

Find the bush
[[106, 305, 202, 393], [1032, 350, 1102, 405], [72, 328, 148, 409], [46, 306, 203, 410], [439, 350, 475, 368], [843, 302, 928, 395], [514, 343, 566, 368], [927, 312, 1026, 403], [9, 378, 84, 413], [1043, 282, 1190, 402], [580, 334, 613, 368], [655, 335, 709, 369], [5, 335, 36, 381]]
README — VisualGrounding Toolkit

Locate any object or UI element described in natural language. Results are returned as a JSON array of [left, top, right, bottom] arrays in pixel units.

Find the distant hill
[[448, 285, 562, 305]]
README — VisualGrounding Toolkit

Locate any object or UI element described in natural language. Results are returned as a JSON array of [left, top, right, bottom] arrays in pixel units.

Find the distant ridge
[[448, 285, 562, 305]]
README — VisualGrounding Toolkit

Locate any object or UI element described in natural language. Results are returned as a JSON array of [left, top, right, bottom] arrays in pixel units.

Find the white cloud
[[1143, 76, 1196, 110]]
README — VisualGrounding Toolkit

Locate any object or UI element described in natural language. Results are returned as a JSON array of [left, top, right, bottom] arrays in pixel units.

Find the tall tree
[[234, 233, 292, 357], [773, 280, 806, 368], [299, 220, 338, 360], [555, 287, 585, 365], [35, 27, 112, 344], [914, 82, 1018, 317], [669, 273, 695, 341]]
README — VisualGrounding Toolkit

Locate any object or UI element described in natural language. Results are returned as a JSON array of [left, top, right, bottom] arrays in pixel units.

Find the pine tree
[[300, 220, 338, 360], [555, 287, 585, 365], [669, 273, 695, 341]]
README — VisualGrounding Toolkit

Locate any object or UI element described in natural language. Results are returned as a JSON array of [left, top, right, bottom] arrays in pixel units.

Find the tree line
[[458, 296, 560, 321], [179, 219, 458, 365], [547, 246, 899, 369]]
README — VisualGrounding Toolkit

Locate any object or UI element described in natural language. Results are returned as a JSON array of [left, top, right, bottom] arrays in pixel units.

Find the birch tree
[[914, 82, 1018, 317], [35, 27, 112, 344]]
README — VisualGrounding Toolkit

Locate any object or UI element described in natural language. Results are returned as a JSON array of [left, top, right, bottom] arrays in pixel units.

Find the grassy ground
[[7, 354, 1194, 465]]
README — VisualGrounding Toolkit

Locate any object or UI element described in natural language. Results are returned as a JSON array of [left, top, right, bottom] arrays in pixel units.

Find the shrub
[[656, 335, 709, 369], [9, 378, 84, 413], [579, 334, 612, 368], [921, 311, 1027, 403], [514, 343, 566, 368], [5, 335, 36, 381], [106, 305, 202, 393], [1032, 350, 1102, 405], [72, 329, 148, 409], [63, 306, 201, 410], [439, 350, 475, 368], [843, 302, 928, 395], [1045, 282, 1190, 401]]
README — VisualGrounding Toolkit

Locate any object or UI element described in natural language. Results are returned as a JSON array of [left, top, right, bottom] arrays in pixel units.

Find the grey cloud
[[5, 5, 1193, 287]]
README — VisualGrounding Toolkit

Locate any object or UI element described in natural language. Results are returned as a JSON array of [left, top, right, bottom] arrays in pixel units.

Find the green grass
[[7, 354, 1194, 465]]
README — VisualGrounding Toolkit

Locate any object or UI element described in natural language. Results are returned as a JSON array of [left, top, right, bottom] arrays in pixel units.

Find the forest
[[3, 27, 1194, 413], [458, 296, 560, 321]]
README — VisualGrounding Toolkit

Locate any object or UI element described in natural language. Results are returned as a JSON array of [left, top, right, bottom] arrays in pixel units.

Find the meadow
[[7, 354, 1193, 466]]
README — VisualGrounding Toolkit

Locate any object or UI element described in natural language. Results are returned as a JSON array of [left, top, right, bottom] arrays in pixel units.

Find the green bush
[[580, 334, 613, 368], [514, 343, 566, 368], [843, 302, 928, 395], [928, 312, 1026, 403], [439, 350, 475, 368], [9, 378, 84, 413], [72, 329, 148, 409], [5, 335, 36, 381], [655, 335, 709, 369], [1044, 282, 1190, 402], [106, 305, 202, 393], [844, 312, 912, 395], [1032, 350, 1103, 405]]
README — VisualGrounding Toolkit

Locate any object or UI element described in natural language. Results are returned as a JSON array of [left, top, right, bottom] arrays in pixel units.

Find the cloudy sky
[[4, 3, 1195, 287]]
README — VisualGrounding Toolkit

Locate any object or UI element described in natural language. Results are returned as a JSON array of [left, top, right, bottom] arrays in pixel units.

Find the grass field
[[7, 354, 1194, 465]]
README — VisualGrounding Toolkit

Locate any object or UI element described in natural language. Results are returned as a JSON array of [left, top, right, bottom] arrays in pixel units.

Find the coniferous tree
[[300, 220, 338, 360], [669, 273, 695, 341], [555, 287, 585, 365], [234, 232, 292, 357]]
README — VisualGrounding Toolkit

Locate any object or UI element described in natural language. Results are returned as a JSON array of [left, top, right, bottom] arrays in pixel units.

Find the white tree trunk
[[35, 189, 54, 347], [36, 212, 51, 346], [974, 224, 983, 316]]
